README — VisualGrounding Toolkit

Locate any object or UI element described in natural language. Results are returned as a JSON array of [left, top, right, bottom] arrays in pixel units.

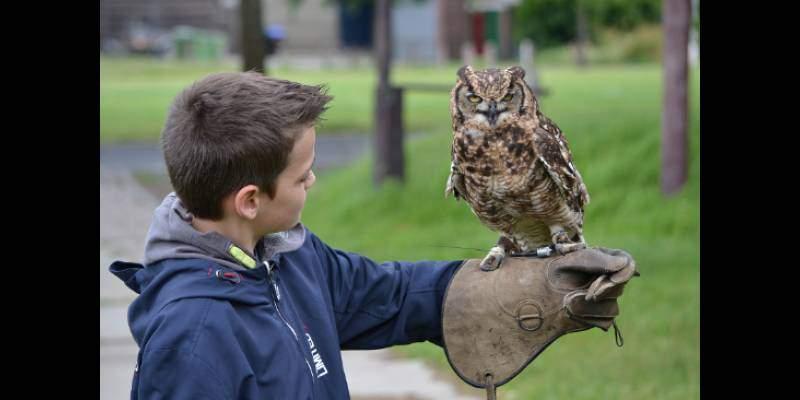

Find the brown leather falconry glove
[[441, 247, 639, 400]]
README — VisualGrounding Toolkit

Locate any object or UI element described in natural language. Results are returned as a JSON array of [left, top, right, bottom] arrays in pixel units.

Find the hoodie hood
[[110, 192, 306, 345], [111, 257, 279, 347], [143, 192, 306, 271]]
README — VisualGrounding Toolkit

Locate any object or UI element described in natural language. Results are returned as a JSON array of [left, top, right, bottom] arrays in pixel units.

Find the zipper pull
[[264, 260, 273, 275], [264, 261, 281, 302]]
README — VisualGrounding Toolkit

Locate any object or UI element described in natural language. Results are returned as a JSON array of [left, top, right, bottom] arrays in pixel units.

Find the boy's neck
[[191, 216, 259, 256]]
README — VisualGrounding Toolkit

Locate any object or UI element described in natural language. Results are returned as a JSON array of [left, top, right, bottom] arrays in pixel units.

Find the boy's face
[[257, 125, 317, 235]]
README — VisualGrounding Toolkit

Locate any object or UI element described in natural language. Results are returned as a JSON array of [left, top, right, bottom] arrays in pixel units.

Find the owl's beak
[[487, 101, 498, 125]]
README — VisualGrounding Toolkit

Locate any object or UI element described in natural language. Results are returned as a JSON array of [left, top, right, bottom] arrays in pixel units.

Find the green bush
[[598, 24, 663, 63], [514, 0, 662, 49]]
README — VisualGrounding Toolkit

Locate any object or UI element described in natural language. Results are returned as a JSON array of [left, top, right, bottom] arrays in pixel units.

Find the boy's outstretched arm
[[309, 233, 463, 350]]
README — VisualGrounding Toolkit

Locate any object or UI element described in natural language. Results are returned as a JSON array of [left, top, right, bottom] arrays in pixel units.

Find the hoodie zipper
[[264, 260, 315, 382]]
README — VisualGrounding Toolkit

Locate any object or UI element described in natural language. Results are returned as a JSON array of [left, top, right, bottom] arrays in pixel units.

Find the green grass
[[102, 57, 687, 143], [298, 64, 699, 400], [102, 57, 699, 399], [101, 56, 462, 142]]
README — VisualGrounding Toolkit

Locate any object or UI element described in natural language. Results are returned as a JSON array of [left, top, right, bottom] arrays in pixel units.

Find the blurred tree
[[438, 0, 469, 62], [588, 0, 661, 31], [373, 0, 405, 185], [661, 0, 690, 195], [514, 0, 662, 49], [514, 0, 578, 48]]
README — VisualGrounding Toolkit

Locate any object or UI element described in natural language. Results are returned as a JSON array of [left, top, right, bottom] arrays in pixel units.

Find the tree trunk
[[375, 0, 390, 90], [437, 0, 468, 62], [661, 0, 691, 195], [374, 86, 405, 185], [374, 0, 404, 185], [240, 0, 265, 73]]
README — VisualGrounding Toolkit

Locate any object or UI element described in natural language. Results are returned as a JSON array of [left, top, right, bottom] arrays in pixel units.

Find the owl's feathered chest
[[452, 121, 539, 193]]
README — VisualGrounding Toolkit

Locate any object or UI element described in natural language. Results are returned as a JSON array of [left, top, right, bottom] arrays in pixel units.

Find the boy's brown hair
[[162, 72, 332, 220]]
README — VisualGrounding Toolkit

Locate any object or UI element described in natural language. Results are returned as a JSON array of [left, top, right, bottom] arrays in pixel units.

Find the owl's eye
[[467, 94, 482, 103], [502, 93, 513, 102]]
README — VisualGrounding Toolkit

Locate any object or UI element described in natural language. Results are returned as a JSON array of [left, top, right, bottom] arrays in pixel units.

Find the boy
[[109, 72, 632, 399], [110, 72, 463, 399]]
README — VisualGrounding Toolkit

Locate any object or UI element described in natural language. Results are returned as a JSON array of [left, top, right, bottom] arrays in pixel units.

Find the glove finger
[[610, 262, 638, 284], [566, 294, 619, 330], [589, 279, 627, 301], [554, 248, 632, 276], [586, 276, 608, 301], [594, 247, 633, 261], [587, 276, 624, 301]]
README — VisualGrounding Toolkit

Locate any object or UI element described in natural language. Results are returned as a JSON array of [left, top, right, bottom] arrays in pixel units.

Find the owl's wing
[[532, 117, 590, 212], [446, 80, 466, 200], [445, 141, 467, 200]]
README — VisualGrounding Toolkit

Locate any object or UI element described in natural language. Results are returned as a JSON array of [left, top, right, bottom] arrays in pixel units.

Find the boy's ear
[[232, 185, 261, 220]]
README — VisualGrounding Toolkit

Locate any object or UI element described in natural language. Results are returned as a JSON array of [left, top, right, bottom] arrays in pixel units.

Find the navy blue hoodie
[[109, 194, 462, 399]]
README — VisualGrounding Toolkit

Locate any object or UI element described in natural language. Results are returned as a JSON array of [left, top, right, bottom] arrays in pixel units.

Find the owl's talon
[[551, 230, 570, 244], [479, 256, 502, 271], [554, 242, 586, 255], [480, 246, 506, 271]]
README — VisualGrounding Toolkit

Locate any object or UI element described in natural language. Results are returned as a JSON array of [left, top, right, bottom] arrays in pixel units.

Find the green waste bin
[[173, 27, 226, 61], [173, 26, 195, 59]]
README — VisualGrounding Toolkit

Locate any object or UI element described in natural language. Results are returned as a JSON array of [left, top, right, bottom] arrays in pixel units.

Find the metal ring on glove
[[514, 300, 544, 332]]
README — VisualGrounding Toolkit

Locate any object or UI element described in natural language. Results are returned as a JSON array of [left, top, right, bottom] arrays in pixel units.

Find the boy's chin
[[264, 219, 301, 235]]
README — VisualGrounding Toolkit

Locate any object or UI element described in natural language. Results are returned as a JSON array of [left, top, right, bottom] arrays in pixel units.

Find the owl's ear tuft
[[457, 65, 474, 82], [506, 66, 526, 80]]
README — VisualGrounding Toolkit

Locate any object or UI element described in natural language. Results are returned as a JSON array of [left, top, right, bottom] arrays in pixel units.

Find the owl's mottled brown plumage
[[445, 65, 589, 270]]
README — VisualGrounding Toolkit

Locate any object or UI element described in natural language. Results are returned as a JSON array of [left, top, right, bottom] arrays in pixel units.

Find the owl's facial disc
[[475, 98, 509, 127], [470, 95, 501, 126]]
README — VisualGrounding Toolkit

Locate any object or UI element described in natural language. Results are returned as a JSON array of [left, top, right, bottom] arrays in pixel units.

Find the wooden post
[[661, 0, 690, 195], [240, 0, 265, 73], [374, 0, 404, 185], [375, 0, 390, 91], [374, 86, 405, 184]]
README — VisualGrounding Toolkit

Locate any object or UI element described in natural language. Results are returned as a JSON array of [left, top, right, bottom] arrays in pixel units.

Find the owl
[[445, 65, 590, 271]]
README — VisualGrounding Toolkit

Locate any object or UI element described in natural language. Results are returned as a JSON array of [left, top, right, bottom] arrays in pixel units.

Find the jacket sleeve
[[309, 233, 463, 350], [135, 348, 232, 400]]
